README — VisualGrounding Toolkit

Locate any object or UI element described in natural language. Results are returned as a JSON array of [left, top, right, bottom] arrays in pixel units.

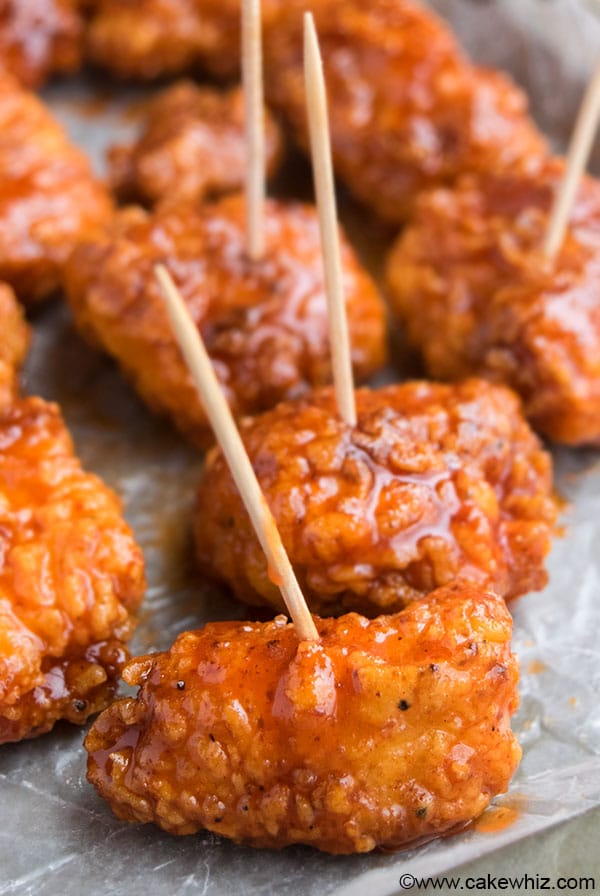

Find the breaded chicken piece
[[195, 380, 557, 617], [86, 583, 521, 854], [0, 283, 29, 410], [108, 82, 284, 206], [65, 194, 388, 446], [265, 0, 546, 223], [387, 159, 600, 446], [0, 0, 83, 88], [86, 0, 280, 81], [0, 72, 112, 304], [0, 397, 146, 744]]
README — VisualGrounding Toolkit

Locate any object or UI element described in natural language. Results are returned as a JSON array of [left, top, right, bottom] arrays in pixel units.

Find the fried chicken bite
[[194, 380, 557, 617], [0, 72, 113, 304], [86, 583, 520, 853], [0, 397, 145, 744], [108, 82, 284, 207], [65, 194, 388, 446], [387, 159, 600, 446], [86, 0, 280, 81], [0, 283, 29, 410], [265, 0, 546, 224], [0, 0, 83, 88]]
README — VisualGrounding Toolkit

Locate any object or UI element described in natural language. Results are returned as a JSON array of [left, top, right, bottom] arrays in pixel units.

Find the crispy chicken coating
[[108, 82, 284, 206], [0, 397, 146, 744], [195, 380, 557, 617], [0, 283, 29, 410], [65, 194, 388, 446], [387, 159, 600, 446], [85, 583, 521, 854], [0, 0, 83, 88], [86, 0, 280, 81], [265, 0, 546, 224], [0, 72, 112, 304]]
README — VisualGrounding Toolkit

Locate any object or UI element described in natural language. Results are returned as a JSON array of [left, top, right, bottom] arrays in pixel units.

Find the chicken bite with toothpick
[[64, 195, 387, 446], [85, 583, 521, 853], [194, 379, 557, 616], [387, 164, 600, 445]]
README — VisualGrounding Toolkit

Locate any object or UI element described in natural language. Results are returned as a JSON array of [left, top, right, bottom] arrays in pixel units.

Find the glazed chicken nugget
[[195, 380, 557, 617], [0, 397, 145, 744], [108, 82, 284, 206], [0, 72, 112, 304], [65, 194, 387, 446], [0, 283, 29, 410], [0, 0, 83, 88], [86, 0, 280, 81], [265, 0, 546, 224], [387, 159, 600, 446], [86, 583, 521, 854]]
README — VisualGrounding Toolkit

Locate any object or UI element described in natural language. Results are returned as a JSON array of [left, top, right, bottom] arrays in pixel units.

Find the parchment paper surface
[[2, 2, 600, 893]]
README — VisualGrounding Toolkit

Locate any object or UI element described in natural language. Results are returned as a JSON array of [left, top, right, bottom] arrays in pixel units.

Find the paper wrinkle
[[3, 2, 600, 894]]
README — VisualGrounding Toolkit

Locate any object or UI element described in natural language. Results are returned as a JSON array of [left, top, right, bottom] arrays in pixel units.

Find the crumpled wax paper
[[3, 2, 600, 893]]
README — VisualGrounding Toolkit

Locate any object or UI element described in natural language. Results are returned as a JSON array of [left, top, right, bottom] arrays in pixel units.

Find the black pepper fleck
[[398, 700, 410, 711], [416, 807, 427, 818], [176, 680, 185, 690], [73, 699, 87, 713]]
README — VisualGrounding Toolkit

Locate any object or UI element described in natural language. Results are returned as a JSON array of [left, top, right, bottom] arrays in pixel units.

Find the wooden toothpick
[[155, 265, 319, 643], [544, 59, 600, 259], [242, 0, 266, 261], [304, 12, 357, 428]]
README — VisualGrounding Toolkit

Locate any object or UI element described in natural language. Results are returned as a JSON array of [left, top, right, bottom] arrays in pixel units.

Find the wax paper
[[2, 2, 600, 894]]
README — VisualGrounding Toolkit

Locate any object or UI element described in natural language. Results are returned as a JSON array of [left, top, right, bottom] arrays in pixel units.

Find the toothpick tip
[[304, 11, 357, 428]]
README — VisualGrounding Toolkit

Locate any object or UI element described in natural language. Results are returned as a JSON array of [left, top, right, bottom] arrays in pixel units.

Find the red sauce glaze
[[0, 72, 113, 304], [387, 158, 600, 445], [265, 0, 546, 223], [0, 397, 146, 743], [108, 82, 284, 207], [473, 805, 519, 834], [0, 282, 29, 410], [65, 194, 388, 446], [86, 583, 521, 854], [195, 380, 558, 616]]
